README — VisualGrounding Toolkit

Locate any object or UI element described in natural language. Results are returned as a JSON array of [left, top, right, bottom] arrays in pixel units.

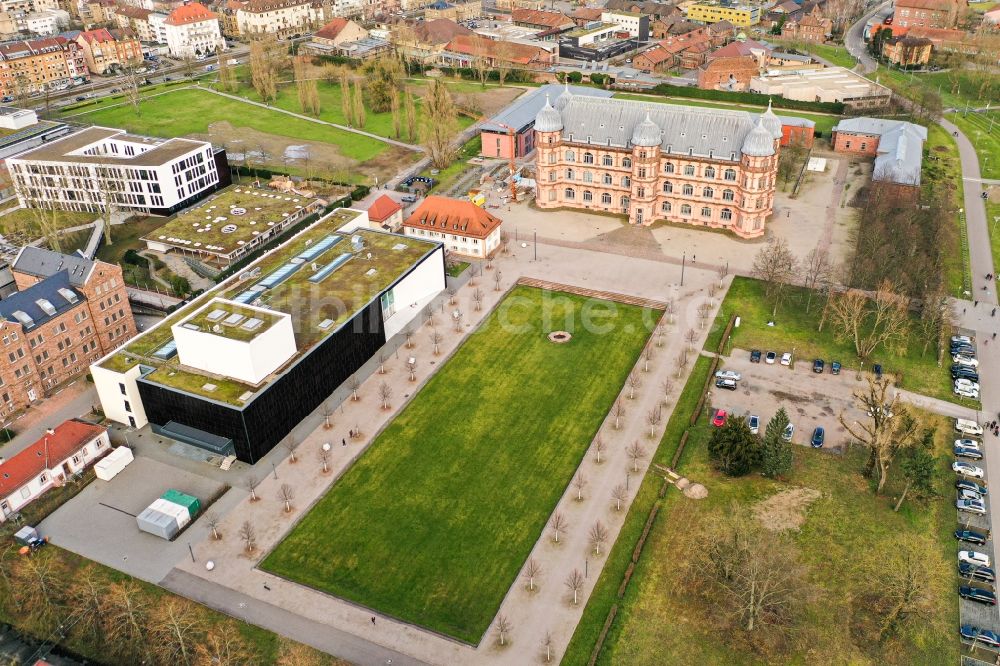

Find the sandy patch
[[754, 487, 822, 532]]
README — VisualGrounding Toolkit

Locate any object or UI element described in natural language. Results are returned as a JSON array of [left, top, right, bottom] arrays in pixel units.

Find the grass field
[[948, 110, 1000, 180], [704, 277, 975, 407], [61, 87, 390, 162], [591, 404, 958, 664], [0, 208, 96, 245], [988, 201, 1000, 277], [613, 93, 841, 136], [767, 40, 858, 69], [262, 287, 657, 643]]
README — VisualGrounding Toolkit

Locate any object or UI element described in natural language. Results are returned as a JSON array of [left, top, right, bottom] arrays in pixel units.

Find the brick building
[[832, 117, 925, 197], [0, 248, 134, 416], [882, 34, 932, 65], [697, 54, 758, 90], [75, 28, 142, 75], [0, 37, 88, 98], [894, 0, 967, 28], [533, 93, 782, 238]]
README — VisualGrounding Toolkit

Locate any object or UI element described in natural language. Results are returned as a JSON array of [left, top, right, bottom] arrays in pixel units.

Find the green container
[[161, 489, 201, 518]]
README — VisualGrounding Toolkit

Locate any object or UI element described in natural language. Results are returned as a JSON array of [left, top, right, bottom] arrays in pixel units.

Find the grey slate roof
[[0, 270, 84, 330], [12, 246, 95, 287], [553, 96, 767, 161], [482, 83, 614, 134], [833, 117, 926, 186]]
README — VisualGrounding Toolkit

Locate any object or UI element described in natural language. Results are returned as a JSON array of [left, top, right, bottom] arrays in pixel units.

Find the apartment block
[[0, 36, 88, 97]]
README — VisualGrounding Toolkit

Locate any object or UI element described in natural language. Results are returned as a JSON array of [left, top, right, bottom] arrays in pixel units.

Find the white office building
[[7, 126, 226, 215]]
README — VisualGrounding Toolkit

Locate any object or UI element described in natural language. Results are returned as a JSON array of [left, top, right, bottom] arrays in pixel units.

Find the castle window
[[722, 189, 735, 201], [583, 172, 593, 183], [724, 168, 737, 181], [601, 192, 612, 204], [664, 162, 674, 173], [583, 152, 594, 164], [623, 157, 632, 168], [721, 208, 733, 221], [681, 204, 692, 215], [565, 188, 576, 199], [565, 150, 575, 162], [566, 168, 574, 179], [622, 176, 631, 187], [583, 190, 593, 201], [705, 166, 716, 178], [603, 154, 613, 166], [682, 184, 694, 196], [603, 173, 612, 185], [703, 187, 714, 198], [701, 207, 712, 218], [661, 201, 671, 212], [683, 165, 695, 176], [663, 181, 672, 193]]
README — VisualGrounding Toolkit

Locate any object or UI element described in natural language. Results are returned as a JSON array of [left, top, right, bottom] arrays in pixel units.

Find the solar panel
[[241, 317, 263, 331], [223, 313, 245, 326], [232, 289, 259, 304], [206, 309, 227, 322], [308, 253, 352, 284]]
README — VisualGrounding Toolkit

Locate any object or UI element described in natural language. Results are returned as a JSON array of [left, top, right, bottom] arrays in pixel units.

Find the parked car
[[952, 368, 980, 383], [748, 415, 760, 434], [715, 370, 742, 381], [957, 419, 985, 436], [955, 378, 980, 392], [958, 498, 988, 515], [960, 488, 986, 502], [951, 344, 976, 355], [810, 427, 825, 448], [954, 461, 986, 479], [782, 422, 794, 442], [1, 95, 14, 102], [831, 361, 841, 375], [956, 439, 983, 451], [955, 446, 985, 460], [765, 351, 776, 364], [715, 378, 737, 391], [750, 349, 761, 363], [780, 352, 792, 366], [956, 529, 989, 545], [953, 355, 979, 368], [961, 624, 1000, 647], [960, 586, 997, 605], [960, 551, 992, 568], [712, 409, 727, 427], [401, 195, 417, 203], [955, 387, 980, 400], [812, 359, 824, 373], [74, 95, 86, 101], [957, 479, 988, 496], [960, 562, 997, 583]]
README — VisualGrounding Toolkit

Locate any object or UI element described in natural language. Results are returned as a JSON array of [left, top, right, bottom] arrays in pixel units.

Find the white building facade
[[7, 126, 223, 215], [162, 1, 222, 57]]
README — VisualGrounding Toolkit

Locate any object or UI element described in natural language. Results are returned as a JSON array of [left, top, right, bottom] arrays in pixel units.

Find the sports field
[[261, 286, 658, 643]]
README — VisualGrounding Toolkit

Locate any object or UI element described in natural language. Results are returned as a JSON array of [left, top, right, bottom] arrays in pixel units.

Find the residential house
[[831, 117, 926, 197], [697, 54, 757, 90], [391, 18, 474, 62], [424, 0, 481, 21], [311, 16, 366, 46], [495, 0, 544, 10], [24, 9, 69, 35], [365, 194, 403, 231], [706, 19, 734, 44], [685, 3, 760, 27], [218, 0, 243, 38], [115, 5, 155, 42], [0, 247, 136, 411], [780, 6, 832, 42], [75, 28, 141, 74], [403, 195, 501, 259], [882, 34, 932, 65], [604, 0, 676, 20], [570, 7, 602, 26], [82, 0, 116, 26], [708, 36, 770, 67], [0, 420, 110, 521], [633, 43, 673, 70], [236, 0, 314, 38], [0, 37, 88, 97], [162, 1, 222, 57], [894, 0, 967, 28], [512, 8, 573, 32]]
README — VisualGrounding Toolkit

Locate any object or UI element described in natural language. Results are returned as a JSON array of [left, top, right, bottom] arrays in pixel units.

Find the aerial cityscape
[[0, 0, 994, 662]]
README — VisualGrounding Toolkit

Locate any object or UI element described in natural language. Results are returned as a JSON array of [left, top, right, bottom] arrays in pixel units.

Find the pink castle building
[[532, 90, 782, 238]]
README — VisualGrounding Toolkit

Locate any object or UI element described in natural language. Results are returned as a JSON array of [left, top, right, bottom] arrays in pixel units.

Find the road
[[844, 0, 893, 73]]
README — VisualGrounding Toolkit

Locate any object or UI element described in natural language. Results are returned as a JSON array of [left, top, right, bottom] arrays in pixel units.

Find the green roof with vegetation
[[100, 210, 440, 405], [180, 301, 283, 343], [141, 186, 320, 258]]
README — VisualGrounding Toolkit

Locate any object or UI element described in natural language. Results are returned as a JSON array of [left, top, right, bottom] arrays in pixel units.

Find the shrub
[[567, 71, 583, 83], [648, 83, 845, 114]]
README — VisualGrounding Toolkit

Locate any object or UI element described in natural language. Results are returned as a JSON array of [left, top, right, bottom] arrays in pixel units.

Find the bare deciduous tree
[[206, 511, 221, 540], [244, 474, 260, 502], [593, 436, 606, 464], [196, 624, 258, 666], [407, 358, 417, 381], [349, 374, 361, 401], [627, 372, 639, 399], [494, 270, 503, 292], [828, 280, 910, 360], [282, 436, 298, 463], [378, 381, 393, 410], [612, 400, 625, 430], [495, 614, 512, 646], [642, 344, 654, 372], [239, 521, 257, 553], [100, 581, 150, 661], [685, 328, 698, 350], [322, 401, 333, 430], [611, 484, 627, 511], [661, 379, 674, 404], [550, 512, 567, 543], [319, 448, 330, 474], [676, 349, 689, 376], [473, 288, 484, 311], [752, 237, 799, 319], [453, 311, 463, 332], [655, 323, 665, 347], [278, 484, 294, 513], [626, 441, 646, 472], [542, 631, 554, 662], [572, 470, 587, 501], [565, 569, 584, 605], [431, 329, 443, 355], [646, 405, 662, 438], [698, 301, 712, 329], [801, 245, 833, 314], [524, 558, 542, 591], [405, 326, 414, 349], [448, 287, 457, 305], [151, 598, 201, 666], [589, 520, 609, 556], [378, 352, 387, 374]]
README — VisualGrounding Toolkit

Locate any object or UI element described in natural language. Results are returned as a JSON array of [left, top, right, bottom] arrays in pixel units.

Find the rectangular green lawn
[[261, 286, 658, 643]]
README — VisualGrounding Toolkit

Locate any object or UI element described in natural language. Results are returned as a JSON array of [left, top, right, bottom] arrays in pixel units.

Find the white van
[[956, 418, 985, 436]]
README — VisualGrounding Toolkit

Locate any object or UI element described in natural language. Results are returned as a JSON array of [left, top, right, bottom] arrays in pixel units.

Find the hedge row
[[648, 83, 845, 115]]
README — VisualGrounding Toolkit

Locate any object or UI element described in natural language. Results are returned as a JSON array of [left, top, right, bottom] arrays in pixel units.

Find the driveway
[[39, 455, 228, 583]]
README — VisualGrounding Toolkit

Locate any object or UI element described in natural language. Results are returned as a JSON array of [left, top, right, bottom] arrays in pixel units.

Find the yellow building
[[685, 3, 759, 26]]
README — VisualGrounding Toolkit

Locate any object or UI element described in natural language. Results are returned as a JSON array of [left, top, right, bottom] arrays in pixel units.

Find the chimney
[[0, 456, 5, 466]]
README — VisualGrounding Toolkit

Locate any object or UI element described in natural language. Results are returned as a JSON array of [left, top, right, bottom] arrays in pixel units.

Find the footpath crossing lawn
[[261, 286, 658, 643]]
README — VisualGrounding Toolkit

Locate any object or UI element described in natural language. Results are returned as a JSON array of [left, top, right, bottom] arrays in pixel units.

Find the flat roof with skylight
[[99, 209, 440, 405]]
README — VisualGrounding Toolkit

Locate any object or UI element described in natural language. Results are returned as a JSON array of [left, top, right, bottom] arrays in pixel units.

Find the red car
[[712, 409, 727, 427]]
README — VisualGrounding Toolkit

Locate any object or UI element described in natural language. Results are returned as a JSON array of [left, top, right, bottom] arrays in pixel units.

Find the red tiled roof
[[117, 5, 152, 19], [896, 0, 960, 10], [79, 28, 116, 43], [710, 38, 770, 59], [446, 34, 549, 64], [315, 17, 350, 40], [572, 7, 603, 20], [637, 45, 672, 64], [165, 1, 217, 26], [403, 196, 501, 240], [0, 420, 106, 499], [512, 8, 572, 28], [367, 194, 402, 222]]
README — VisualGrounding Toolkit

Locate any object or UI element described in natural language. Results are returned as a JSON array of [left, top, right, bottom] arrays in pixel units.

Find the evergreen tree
[[708, 416, 762, 477], [761, 408, 793, 478], [894, 428, 938, 511]]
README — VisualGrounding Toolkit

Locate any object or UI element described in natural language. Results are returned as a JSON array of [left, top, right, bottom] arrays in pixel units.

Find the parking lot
[[713, 349, 868, 450], [39, 455, 229, 584]]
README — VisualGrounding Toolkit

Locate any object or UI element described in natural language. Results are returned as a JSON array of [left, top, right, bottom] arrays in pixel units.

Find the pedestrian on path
[[263, 582, 270, 591], [993, 332, 996, 340], [342, 438, 346, 447], [993, 308, 996, 317], [371, 616, 376, 625]]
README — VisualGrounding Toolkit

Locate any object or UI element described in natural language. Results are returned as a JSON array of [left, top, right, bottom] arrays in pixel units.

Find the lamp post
[[680, 251, 686, 286]]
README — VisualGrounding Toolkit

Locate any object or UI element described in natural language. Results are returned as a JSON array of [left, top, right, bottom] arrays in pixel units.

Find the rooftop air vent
[[35, 299, 56, 316], [11, 310, 33, 326]]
